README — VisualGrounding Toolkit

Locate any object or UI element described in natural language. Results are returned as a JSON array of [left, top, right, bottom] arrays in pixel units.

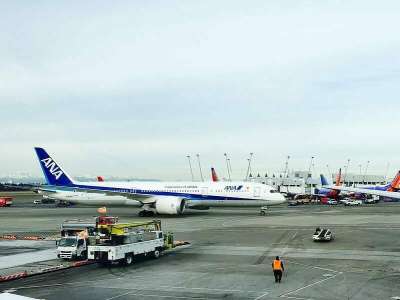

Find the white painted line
[[105, 290, 135, 300], [286, 260, 340, 274], [280, 272, 342, 298], [106, 292, 209, 300], [254, 291, 269, 300]]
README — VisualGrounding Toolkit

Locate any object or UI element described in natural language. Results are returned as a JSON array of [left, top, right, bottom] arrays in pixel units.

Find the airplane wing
[[69, 185, 164, 204], [327, 185, 400, 199]]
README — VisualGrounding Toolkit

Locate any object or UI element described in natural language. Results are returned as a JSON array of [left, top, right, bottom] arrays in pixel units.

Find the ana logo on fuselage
[[41, 157, 63, 180], [224, 185, 243, 191]]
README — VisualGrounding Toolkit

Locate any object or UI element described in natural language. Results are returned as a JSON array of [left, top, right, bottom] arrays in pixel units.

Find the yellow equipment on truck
[[87, 219, 165, 265]]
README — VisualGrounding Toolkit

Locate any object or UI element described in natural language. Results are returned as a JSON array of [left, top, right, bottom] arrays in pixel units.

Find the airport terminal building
[[250, 170, 386, 189]]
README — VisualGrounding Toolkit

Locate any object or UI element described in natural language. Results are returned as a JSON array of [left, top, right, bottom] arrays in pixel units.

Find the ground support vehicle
[[313, 227, 334, 242], [0, 197, 13, 207], [341, 199, 362, 206], [87, 220, 166, 265], [57, 218, 100, 260]]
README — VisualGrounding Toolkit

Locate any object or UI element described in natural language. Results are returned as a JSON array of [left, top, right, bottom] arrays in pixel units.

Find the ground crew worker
[[272, 256, 284, 283]]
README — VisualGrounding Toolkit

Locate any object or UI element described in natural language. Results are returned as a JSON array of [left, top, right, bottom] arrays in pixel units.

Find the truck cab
[[57, 236, 87, 259], [57, 218, 96, 260]]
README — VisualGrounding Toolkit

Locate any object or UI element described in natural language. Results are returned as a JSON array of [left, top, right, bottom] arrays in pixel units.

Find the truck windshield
[[58, 238, 77, 247]]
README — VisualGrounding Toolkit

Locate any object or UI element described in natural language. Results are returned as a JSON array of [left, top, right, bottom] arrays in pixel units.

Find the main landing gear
[[138, 210, 155, 217], [260, 206, 268, 216]]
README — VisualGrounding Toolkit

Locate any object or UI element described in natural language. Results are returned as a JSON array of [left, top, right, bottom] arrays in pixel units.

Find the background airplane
[[314, 168, 343, 200], [322, 171, 400, 200], [211, 167, 219, 182]]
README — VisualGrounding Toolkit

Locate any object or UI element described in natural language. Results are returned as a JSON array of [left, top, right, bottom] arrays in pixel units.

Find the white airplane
[[323, 171, 400, 200], [34, 147, 286, 216]]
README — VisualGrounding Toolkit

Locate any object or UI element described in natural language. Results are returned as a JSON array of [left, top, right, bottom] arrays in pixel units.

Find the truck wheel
[[153, 249, 160, 259], [125, 254, 134, 265], [80, 251, 87, 260]]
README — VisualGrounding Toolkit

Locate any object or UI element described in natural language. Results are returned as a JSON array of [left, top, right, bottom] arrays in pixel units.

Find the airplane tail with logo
[[211, 167, 219, 182], [320, 174, 329, 186], [34, 147, 75, 186], [335, 168, 342, 186], [386, 171, 400, 192]]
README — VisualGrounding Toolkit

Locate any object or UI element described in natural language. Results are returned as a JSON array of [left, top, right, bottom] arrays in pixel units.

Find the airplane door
[[201, 187, 208, 197], [254, 187, 261, 197]]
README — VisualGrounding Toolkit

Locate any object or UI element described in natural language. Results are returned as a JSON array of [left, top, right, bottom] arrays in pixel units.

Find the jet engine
[[155, 196, 185, 215]]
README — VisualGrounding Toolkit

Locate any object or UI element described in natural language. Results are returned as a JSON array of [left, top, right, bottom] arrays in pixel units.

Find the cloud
[[1, 1, 400, 179]]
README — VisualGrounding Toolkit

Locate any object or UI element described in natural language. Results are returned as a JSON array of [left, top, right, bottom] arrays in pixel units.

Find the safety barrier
[[72, 260, 93, 267], [1, 234, 46, 240], [39, 265, 64, 273], [0, 235, 17, 240], [0, 271, 27, 282], [22, 236, 44, 241]]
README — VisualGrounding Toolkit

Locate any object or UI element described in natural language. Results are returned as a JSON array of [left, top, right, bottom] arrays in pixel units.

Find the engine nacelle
[[155, 196, 185, 215]]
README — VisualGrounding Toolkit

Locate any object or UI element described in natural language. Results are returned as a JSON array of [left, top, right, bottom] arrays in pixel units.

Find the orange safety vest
[[273, 260, 282, 271]]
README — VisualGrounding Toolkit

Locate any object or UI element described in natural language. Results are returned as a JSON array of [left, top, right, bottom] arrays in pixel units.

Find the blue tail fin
[[34, 147, 74, 186], [320, 174, 329, 186]]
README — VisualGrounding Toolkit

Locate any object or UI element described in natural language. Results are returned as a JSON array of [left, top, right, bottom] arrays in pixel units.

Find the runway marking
[[5, 275, 151, 291], [7, 281, 261, 296], [286, 260, 341, 274], [105, 292, 209, 300], [102, 284, 259, 300], [104, 290, 138, 300], [253, 290, 270, 300], [279, 271, 343, 299]]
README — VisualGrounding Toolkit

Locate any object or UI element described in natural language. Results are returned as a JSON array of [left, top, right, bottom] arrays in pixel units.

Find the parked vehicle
[[327, 199, 338, 205], [364, 195, 379, 204], [344, 199, 362, 206], [0, 197, 13, 207]]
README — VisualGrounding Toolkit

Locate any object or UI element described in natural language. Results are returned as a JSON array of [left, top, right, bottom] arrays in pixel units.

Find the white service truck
[[88, 231, 164, 265], [87, 220, 166, 265], [57, 219, 96, 260]]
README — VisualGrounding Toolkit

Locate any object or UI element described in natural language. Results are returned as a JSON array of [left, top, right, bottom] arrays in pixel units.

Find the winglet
[[34, 147, 75, 186]]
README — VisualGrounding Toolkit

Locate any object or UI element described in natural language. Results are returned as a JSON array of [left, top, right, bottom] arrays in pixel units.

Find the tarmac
[[1, 194, 400, 299]]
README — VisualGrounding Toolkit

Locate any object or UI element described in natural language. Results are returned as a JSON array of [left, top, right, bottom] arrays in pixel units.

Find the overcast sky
[[1, 1, 400, 180]]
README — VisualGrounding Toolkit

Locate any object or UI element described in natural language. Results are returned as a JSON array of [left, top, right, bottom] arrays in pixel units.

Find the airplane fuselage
[[45, 181, 286, 207]]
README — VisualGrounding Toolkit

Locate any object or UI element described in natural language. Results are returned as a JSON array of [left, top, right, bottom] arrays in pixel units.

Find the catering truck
[[87, 220, 165, 265]]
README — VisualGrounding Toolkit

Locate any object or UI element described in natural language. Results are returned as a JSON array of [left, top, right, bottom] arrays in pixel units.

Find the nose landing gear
[[260, 206, 268, 216]]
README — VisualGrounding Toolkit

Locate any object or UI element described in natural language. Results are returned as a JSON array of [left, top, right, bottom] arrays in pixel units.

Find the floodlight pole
[[187, 155, 194, 181], [196, 154, 204, 182]]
